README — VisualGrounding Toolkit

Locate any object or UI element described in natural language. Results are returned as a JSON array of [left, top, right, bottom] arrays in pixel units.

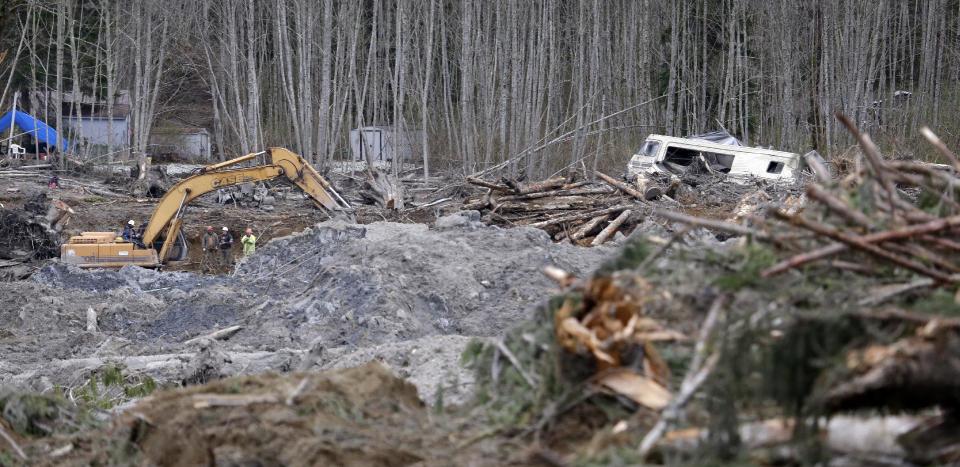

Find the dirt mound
[[25, 362, 460, 466], [232, 219, 611, 349], [3, 219, 611, 403]]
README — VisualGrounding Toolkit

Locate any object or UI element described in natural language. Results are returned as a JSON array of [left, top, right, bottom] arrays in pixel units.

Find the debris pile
[[463, 172, 660, 246], [463, 165, 808, 246], [652, 116, 960, 463], [761, 117, 960, 290], [8, 363, 503, 466], [0, 194, 73, 279]]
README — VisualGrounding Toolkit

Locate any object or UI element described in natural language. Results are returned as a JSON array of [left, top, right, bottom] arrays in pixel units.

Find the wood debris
[[464, 172, 663, 246], [759, 115, 960, 284]]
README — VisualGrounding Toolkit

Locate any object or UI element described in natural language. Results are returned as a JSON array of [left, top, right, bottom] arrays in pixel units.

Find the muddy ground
[[0, 164, 748, 465], [0, 211, 612, 406]]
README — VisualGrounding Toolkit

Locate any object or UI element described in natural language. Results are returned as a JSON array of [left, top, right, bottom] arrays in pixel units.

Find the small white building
[[55, 90, 132, 150], [149, 127, 212, 161], [64, 115, 130, 148], [350, 126, 423, 162]]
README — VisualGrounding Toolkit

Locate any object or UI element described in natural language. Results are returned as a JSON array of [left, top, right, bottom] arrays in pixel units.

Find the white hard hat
[[128, 220, 135, 225], [222, 226, 228, 231]]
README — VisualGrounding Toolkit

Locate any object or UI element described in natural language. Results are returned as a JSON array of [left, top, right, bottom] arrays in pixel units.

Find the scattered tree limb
[[591, 209, 632, 246]]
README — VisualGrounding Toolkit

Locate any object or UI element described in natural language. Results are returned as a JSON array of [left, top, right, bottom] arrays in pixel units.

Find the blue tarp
[[0, 110, 70, 152]]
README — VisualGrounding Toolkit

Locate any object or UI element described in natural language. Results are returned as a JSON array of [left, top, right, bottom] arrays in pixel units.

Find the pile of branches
[[652, 116, 960, 462], [463, 172, 664, 246], [0, 194, 71, 262], [760, 115, 960, 288]]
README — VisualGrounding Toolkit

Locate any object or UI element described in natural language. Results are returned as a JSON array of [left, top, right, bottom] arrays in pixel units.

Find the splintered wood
[[464, 171, 662, 246], [547, 268, 686, 410]]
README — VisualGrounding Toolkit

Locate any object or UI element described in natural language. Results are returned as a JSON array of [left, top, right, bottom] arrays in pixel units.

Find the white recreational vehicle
[[627, 133, 801, 184]]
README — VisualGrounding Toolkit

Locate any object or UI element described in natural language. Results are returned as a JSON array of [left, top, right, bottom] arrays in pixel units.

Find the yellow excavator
[[60, 148, 350, 269]]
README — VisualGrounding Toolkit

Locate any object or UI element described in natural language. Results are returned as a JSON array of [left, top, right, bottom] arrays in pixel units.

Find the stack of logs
[[464, 171, 663, 246]]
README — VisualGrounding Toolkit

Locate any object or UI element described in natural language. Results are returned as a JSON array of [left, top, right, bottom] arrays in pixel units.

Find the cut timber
[[465, 176, 511, 192], [364, 168, 405, 210], [595, 171, 649, 201], [592, 209, 632, 246], [514, 176, 567, 194], [529, 204, 633, 229], [571, 215, 609, 241], [635, 177, 664, 201]]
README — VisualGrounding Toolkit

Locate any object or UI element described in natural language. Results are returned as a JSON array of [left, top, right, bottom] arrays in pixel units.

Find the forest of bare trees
[[1, 0, 959, 177]]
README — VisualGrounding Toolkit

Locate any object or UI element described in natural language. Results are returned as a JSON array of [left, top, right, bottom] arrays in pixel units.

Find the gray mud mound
[[233, 221, 610, 349], [2, 220, 611, 397]]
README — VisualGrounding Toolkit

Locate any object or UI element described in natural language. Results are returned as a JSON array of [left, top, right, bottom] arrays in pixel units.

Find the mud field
[[0, 215, 611, 404]]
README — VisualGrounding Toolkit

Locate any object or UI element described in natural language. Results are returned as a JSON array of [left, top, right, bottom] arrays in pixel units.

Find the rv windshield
[[637, 140, 660, 157]]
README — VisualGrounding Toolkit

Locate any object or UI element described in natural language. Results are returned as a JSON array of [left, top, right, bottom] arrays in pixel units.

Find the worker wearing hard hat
[[201, 226, 219, 272], [218, 226, 234, 267], [121, 220, 135, 242], [241, 228, 257, 256]]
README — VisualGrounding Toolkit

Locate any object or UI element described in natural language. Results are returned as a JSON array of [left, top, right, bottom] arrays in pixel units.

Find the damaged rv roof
[[628, 133, 801, 183]]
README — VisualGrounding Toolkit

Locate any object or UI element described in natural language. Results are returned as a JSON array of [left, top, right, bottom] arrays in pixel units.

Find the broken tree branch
[[591, 209, 632, 246], [772, 211, 957, 284]]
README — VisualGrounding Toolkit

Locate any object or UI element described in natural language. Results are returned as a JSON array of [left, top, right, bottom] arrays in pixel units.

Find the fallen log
[[495, 186, 614, 202], [820, 323, 960, 413], [635, 177, 664, 201], [495, 197, 611, 213], [514, 176, 567, 194], [595, 171, 648, 201], [591, 209, 632, 246], [529, 204, 633, 229], [570, 215, 609, 241], [184, 325, 244, 344], [466, 176, 511, 192]]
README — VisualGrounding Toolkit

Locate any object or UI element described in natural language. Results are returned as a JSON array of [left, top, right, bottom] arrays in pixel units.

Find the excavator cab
[[61, 148, 350, 269]]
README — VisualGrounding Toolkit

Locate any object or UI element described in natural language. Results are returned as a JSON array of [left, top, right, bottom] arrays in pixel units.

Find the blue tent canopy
[[0, 110, 70, 152]]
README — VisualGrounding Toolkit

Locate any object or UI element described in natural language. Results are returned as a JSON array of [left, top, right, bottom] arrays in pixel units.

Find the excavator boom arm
[[142, 148, 348, 253]]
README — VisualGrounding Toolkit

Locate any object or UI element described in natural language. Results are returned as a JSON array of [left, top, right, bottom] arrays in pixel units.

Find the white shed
[[149, 128, 212, 161], [350, 126, 423, 163], [64, 115, 130, 148]]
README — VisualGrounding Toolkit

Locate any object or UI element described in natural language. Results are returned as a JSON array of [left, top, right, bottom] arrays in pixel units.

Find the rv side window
[[663, 146, 698, 166], [766, 161, 785, 174], [638, 140, 661, 157], [663, 146, 735, 174], [701, 152, 734, 173]]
